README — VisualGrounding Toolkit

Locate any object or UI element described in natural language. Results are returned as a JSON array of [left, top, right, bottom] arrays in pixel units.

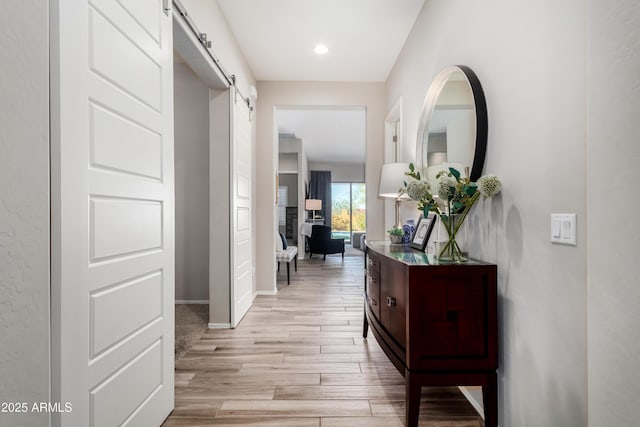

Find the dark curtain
[[309, 170, 332, 228]]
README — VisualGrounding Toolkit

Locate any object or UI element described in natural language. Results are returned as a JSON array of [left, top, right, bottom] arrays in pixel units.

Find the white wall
[[256, 82, 386, 293], [308, 162, 365, 182], [0, 2, 50, 426], [587, 0, 640, 425], [179, 0, 255, 100], [174, 61, 210, 302], [387, 1, 587, 425]]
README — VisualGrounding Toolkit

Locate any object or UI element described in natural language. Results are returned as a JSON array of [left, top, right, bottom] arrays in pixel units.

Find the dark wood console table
[[363, 241, 498, 427]]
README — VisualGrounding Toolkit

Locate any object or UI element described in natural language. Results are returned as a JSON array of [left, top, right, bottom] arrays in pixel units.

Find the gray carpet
[[174, 304, 208, 361]]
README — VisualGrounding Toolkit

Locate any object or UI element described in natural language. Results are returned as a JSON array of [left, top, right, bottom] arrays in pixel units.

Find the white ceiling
[[216, 0, 426, 82], [277, 107, 366, 164], [216, 1, 425, 165]]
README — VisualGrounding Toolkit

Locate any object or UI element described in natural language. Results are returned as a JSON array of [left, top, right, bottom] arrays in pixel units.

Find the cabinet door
[[380, 259, 406, 349], [407, 267, 496, 371], [365, 252, 380, 320]]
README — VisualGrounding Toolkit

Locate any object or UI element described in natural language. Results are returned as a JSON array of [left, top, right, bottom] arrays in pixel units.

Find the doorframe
[[274, 105, 368, 262], [384, 97, 403, 231]]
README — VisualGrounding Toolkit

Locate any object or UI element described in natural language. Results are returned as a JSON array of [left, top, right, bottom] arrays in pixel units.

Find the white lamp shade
[[305, 199, 322, 210], [378, 163, 410, 198]]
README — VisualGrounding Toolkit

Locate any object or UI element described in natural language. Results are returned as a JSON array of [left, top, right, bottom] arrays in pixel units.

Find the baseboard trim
[[208, 323, 231, 329], [175, 300, 208, 304], [459, 386, 484, 419], [256, 289, 278, 296]]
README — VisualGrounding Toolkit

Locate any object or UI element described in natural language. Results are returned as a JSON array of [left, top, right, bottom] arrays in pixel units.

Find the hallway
[[164, 252, 483, 426]]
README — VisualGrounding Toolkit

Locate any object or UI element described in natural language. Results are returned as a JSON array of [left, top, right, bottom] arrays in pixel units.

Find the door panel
[[90, 271, 163, 356], [51, 0, 174, 424], [90, 103, 163, 179]]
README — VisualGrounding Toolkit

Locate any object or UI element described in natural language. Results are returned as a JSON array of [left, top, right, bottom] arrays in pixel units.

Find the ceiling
[[277, 107, 366, 164], [216, 1, 425, 165], [216, 0, 426, 82]]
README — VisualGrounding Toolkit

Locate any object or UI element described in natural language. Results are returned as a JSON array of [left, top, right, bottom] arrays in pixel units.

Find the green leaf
[[449, 167, 461, 181], [416, 171, 421, 180], [464, 185, 477, 197], [409, 163, 415, 172]]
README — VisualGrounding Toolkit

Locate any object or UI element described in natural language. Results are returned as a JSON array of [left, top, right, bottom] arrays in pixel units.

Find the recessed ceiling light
[[314, 44, 328, 55]]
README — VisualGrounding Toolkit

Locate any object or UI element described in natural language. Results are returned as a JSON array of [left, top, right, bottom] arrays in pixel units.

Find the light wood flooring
[[163, 251, 484, 426]]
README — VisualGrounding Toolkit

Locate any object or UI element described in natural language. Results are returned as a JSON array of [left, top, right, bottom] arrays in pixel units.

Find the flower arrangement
[[402, 163, 502, 262]]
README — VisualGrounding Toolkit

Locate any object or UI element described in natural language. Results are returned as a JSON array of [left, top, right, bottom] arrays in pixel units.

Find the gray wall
[[588, 0, 640, 424], [387, 0, 587, 425], [0, 1, 50, 426], [279, 174, 298, 207], [174, 62, 210, 302], [278, 152, 298, 172], [308, 162, 365, 182]]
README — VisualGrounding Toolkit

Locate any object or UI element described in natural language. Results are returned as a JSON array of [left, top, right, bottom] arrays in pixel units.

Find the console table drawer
[[379, 258, 406, 349], [408, 271, 496, 371]]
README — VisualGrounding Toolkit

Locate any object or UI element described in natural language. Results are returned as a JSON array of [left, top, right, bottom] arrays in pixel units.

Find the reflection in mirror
[[416, 65, 487, 184]]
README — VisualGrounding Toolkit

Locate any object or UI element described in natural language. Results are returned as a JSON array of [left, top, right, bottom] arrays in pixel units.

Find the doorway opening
[[276, 106, 366, 258], [172, 50, 211, 360], [173, 5, 254, 358]]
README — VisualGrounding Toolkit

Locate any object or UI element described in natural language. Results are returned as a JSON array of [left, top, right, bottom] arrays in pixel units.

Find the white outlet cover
[[550, 213, 577, 246]]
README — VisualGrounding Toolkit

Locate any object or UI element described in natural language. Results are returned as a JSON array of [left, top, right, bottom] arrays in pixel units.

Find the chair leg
[[323, 254, 326, 260], [286, 262, 290, 285], [294, 254, 297, 271]]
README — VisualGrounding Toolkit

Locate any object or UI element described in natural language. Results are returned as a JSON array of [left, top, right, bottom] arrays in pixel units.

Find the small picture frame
[[410, 214, 437, 251]]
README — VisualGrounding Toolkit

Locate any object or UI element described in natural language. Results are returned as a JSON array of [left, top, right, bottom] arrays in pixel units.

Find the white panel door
[[51, 0, 174, 425], [231, 93, 253, 327]]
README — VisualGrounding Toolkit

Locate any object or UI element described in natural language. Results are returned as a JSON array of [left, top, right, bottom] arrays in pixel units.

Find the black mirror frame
[[416, 65, 488, 182]]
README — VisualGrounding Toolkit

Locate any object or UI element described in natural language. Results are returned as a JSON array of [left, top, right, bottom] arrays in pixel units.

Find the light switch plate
[[550, 213, 577, 246]]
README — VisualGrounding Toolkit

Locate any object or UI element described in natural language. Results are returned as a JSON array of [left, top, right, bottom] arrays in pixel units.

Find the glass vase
[[438, 214, 468, 263]]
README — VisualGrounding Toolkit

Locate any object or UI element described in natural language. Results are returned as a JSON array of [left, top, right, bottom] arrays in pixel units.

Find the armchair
[[308, 225, 345, 260]]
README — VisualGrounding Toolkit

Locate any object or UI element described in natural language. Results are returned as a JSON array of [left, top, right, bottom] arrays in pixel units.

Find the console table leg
[[405, 369, 420, 427], [482, 372, 498, 427], [362, 308, 369, 338]]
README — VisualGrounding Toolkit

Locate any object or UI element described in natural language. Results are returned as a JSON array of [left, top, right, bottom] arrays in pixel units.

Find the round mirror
[[416, 65, 487, 184]]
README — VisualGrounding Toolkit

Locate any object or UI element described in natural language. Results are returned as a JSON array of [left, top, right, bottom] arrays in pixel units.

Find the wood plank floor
[[163, 251, 484, 426]]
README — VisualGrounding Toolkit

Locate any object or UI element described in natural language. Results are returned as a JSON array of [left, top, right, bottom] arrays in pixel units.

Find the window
[[331, 182, 366, 241]]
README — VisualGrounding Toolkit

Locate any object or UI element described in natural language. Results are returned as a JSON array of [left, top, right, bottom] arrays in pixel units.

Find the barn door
[[231, 91, 253, 327], [50, 0, 174, 425]]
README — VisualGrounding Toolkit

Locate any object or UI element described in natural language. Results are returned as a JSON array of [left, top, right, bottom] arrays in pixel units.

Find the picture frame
[[410, 214, 437, 251]]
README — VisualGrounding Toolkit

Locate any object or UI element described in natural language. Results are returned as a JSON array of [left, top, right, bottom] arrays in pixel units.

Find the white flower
[[477, 174, 502, 197], [406, 180, 430, 201], [437, 175, 457, 199]]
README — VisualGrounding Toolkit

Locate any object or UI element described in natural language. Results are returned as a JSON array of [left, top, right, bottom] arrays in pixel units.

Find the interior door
[[50, 0, 174, 425], [231, 92, 253, 327]]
